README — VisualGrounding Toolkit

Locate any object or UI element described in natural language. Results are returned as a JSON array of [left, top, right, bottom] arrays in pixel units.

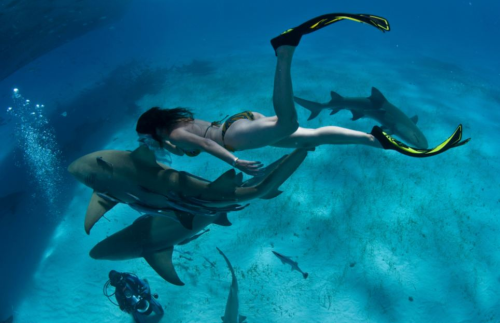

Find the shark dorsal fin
[[369, 87, 387, 108], [330, 91, 343, 101], [213, 213, 232, 226], [130, 145, 163, 170], [210, 169, 237, 191], [85, 191, 117, 234], [174, 211, 195, 230], [144, 246, 185, 286], [240, 315, 247, 322], [410, 115, 419, 124]]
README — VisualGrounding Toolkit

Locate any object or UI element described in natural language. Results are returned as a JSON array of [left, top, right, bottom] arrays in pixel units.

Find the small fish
[[202, 256, 216, 268], [179, 254, 193, 261], [272, 251, 308, 279]]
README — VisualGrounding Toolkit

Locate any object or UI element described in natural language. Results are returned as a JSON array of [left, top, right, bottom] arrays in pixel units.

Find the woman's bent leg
[[272, 46, 299, 136], [223, 46, 303, 150], [272, 126, 382, 148]]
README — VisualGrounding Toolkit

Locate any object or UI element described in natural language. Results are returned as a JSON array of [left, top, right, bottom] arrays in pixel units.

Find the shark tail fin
[[240, 315, 247, 322], [254, 149, 307, 200], [369, 87, 388, 108], [144, 247, 185, 286], [303, 272, 309, 279], [85, 192, 117, 234], [294, 96, 324, 120]]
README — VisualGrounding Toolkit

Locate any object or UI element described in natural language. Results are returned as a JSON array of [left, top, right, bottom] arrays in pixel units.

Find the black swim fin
[[371, 124, 470, 157], [271, 13, 390, 55]]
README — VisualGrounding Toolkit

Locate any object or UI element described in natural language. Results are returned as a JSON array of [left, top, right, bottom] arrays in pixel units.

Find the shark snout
[[67, 160, 78, 176], [68, 157, 93, 186]]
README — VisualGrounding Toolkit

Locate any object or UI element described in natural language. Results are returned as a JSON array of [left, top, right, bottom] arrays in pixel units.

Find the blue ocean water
[[0, 0, 499, 322]]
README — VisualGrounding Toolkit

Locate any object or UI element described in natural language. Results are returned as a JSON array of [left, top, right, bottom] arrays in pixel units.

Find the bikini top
[[181, 116, 228, 157]]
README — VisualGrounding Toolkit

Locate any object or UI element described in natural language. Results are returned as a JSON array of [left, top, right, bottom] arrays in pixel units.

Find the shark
[[68, 146, 308, 234], [272, 251, 309, 279], [217, 247, 246, 323], [294, 87, 429, 148], [90, 214, 224, 286]]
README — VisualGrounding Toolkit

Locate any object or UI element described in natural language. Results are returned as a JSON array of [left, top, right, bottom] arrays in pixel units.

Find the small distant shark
[[272, 251, 308, 279], [217, 248, 247, 323], [68, 146, 308, 233], [294, 87, 429, 148]]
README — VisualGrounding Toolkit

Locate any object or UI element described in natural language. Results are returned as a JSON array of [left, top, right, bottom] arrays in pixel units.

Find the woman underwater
[[136, 13, 469, 176]]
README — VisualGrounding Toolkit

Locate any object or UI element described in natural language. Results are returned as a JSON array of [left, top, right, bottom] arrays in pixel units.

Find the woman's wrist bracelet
[[232, 157, 239, 167]]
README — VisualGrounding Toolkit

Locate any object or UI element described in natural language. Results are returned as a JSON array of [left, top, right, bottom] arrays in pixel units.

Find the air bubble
[[9, 90, 63, 217]]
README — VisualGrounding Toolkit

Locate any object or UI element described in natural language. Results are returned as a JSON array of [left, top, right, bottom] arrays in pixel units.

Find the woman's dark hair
[[136, 107, 194, 143]]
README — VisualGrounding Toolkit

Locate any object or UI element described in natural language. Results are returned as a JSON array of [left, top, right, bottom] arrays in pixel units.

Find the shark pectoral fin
[[369, 87, 388, 108], [175, 211, 195, 230], [85, 192, 117, 234], [144, 247, 185, 286], [210, 169, 237, 192], [130, 145, 163, 170], [410, 115, 419, 124], [350, 110, 364, 121], [240, 315, 247, 322], [213, 213, 232, 226], [260, 189, 283, 200]]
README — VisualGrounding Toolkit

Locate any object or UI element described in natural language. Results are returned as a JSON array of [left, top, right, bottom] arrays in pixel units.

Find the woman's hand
[[234, 159, 264, 176]]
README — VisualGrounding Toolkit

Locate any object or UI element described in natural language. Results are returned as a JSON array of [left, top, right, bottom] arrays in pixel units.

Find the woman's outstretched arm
[[169, 129, 263, 176], [162, 140, 185, 156]]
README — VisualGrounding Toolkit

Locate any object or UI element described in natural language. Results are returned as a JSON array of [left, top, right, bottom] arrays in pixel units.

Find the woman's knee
[[276, 119, 299, 136]]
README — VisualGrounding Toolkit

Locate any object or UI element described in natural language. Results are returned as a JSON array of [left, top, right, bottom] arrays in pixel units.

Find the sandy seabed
[[16, 48, 500, 323]]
